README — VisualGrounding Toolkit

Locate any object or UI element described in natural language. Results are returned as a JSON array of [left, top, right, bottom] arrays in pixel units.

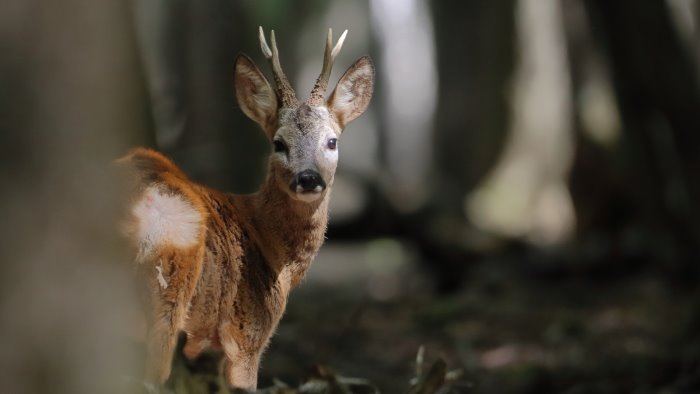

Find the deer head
[[234, 27, 374, 203]]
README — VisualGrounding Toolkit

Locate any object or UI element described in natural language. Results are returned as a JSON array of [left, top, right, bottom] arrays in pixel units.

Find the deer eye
[[327, 138, 337, 150], [273, 139, 287, 153]]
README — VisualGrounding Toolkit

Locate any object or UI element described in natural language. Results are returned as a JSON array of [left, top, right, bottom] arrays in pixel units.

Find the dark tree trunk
[[430, 1, 517, 216], [583, 0, 700, 278]]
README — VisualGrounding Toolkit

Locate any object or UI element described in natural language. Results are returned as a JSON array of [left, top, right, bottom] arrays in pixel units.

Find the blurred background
[[2, 0, 700, 393]]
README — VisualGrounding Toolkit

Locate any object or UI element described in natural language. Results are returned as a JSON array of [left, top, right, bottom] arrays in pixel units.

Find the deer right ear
[[327, 56, 375, 130], [235, 54, 278, 135]]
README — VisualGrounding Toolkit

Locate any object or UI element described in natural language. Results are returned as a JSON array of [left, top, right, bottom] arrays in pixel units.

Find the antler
[[258, 26, 299, 108], [307, 28, 348, 106]]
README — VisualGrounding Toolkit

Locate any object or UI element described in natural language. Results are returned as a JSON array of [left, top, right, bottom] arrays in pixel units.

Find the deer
[[118, 27, 374, 390]]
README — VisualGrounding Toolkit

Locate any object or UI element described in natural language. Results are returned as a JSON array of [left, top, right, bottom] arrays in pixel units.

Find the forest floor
[[160, 240, 700, 394], [264, 240, 700, 393]]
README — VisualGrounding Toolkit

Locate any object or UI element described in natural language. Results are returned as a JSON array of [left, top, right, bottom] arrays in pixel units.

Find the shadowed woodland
[[1, 0, 700, 393]]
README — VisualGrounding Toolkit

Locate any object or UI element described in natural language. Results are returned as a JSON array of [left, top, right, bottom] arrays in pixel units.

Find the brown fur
[[119, 34, 374, 390]]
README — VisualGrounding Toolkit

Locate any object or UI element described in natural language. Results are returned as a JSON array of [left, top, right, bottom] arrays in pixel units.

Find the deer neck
[[247, 172, 331, 283]]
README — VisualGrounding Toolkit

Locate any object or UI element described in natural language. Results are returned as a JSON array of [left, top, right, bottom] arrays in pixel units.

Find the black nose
[[294, 170, 325, 192]]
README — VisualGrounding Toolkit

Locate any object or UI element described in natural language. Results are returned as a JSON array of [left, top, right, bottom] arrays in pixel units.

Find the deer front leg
[[223, 353, 259, 391], [144, 246, 204, 384], [219, 323, 262, 390]]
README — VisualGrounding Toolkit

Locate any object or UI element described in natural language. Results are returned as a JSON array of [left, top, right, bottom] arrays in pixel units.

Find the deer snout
[[291, 169, 326, 194]]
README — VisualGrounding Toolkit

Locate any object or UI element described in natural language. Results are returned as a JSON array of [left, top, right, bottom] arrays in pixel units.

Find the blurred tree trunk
[[180, 0, 266, 192], [134, 0, 185, 150], [329, 2, 517, 292], [376, 1, 516, 290], [135, 0, 269, 193], [0, 0, 149, 393], [582, 0, 700, 277], [430, 1, 516, 218], [562, 0, 635, 261]]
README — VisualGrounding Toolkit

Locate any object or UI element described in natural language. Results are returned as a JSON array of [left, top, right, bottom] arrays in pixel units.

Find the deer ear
[[327, 56, 375, 129], [235, 54, 278, 135]]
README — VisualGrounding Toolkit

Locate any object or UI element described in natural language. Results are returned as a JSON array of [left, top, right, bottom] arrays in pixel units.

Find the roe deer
[[118, 27, 374, 390]]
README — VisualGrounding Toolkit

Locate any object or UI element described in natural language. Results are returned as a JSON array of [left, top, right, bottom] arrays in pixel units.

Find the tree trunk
[[0, 1, 149, 392], [430, 1, 517, 216], [583, 0, 700, 277]]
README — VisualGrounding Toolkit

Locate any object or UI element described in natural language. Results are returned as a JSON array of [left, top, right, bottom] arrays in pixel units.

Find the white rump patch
[[132, 187, 202, 253]]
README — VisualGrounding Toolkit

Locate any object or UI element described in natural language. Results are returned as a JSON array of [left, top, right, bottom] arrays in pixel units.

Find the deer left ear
[[235, 53, 278, 137], [327, 56, 375, 129]]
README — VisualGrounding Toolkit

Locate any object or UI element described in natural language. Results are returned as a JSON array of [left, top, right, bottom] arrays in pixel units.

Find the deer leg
[[144, 245, 204, 384], [219, 323, 261, 390], [221, 348, 260, 390], [222, 356, 259, 391]]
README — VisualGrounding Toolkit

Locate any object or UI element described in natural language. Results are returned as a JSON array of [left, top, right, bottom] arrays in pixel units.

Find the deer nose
[[295, 170, 325, 193]]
